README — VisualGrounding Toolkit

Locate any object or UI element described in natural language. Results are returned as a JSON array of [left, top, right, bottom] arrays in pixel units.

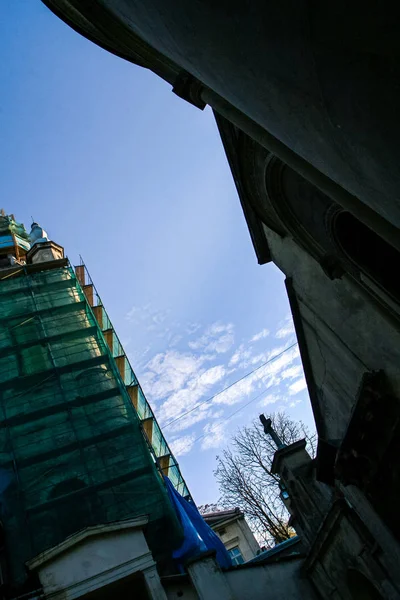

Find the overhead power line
[[192, 385, 270, 447], [163, 342, 298, 430]]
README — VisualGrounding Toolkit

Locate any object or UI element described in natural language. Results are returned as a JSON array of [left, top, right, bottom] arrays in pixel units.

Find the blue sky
[[1, 0, 315, 504]]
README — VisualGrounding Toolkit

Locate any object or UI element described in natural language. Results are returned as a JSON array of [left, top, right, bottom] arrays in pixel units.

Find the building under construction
[[0, 212, 189, 598]]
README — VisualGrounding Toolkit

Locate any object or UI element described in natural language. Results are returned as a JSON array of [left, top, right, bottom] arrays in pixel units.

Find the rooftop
[[202, 508, 244, 526]]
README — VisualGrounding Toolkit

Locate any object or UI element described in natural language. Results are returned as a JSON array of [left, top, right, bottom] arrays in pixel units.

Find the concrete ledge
[[27, 516, 149, 570], [272, 440, 307, 474]]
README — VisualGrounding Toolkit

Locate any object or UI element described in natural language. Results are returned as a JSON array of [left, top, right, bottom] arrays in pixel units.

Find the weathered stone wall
[[187, 554, 315, 600], [225, 559, 315, 600], [217, 518, 260, 562], [265, 228, 400, 442]]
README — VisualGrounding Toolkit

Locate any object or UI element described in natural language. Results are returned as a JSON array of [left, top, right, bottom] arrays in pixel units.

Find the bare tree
[[198, 503, 222, 515], [214, 411, 316, 548]]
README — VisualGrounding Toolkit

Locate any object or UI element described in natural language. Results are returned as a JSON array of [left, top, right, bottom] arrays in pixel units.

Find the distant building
[[203, 508, 260, 564]]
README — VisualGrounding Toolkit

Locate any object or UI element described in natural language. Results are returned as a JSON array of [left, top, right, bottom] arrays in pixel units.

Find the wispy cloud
[[127, 303, 171, 329], [143, 350, 206, 401], [125, 305, 308, 460], [186, 322, 202, 335], [189, 322, 234, 354], [288, 377, 307, 395], [249, 328, 270, 342], [259, 393, 282, 407], [167, 405, 212, 434], [213, 375, 256, 406], [228, 343, 253, 367], [281, 365, 302, 380], [201, 422, 227, 450], [170, 434, 196, 457], [258, 345, 300, 389], [155, 359, 226, 424], [289, 398, 303, 408], [212, 344, 300, 408], [168, 334, 183, 347], [275, 318, 295, 340]]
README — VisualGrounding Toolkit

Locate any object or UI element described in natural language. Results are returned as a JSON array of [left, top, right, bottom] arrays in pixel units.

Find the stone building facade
[[32, 3, 400, 598], [203, 508, 260, 564]]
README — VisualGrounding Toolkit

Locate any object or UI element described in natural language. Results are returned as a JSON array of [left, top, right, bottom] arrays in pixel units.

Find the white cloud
[[246, 345, 301, 396], [168, 334, 183, 347], [250, 328, 270, 342], [259, 393, 282, 407], [167, 406, 212, 434], [127, 303, 168, 323], [133, 312, 302, 443], [198, 365, 226, 387], [201, 422, 227, 450], [249, 352, 267, 366], [281, 365, 302, 380], [126, 304, 171, 335], [209, 409, 224, 419], [228, 344, 253, 367], [213, 376, 255, 406], [169, 434, 196, 457], [189, 322, 234, 354], [186, 322, 201, 335], [213, 344, 300, 408], [288, 377, 307, 395], [157, 363, 226, 425], [275, 319, 295, 339], [144, 350, 206, 401], [289, 398, 303, 408]]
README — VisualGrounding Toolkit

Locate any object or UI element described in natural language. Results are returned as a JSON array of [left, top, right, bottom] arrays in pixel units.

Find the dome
[[29, 222, 49, 246]]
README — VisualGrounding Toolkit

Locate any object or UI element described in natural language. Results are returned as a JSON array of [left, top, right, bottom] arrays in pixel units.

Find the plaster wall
[[164, 579, 199, 600], [188, 554, 315, 600], [236, 519, 260, 559], [225, 560, 315, 600], [218, 519, 259, 562], [33, 526, 153, 599]]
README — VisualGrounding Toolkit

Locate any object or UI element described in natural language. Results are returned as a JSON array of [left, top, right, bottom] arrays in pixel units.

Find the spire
[[259, 414, 286, 450], [29, 222, 49, 246]]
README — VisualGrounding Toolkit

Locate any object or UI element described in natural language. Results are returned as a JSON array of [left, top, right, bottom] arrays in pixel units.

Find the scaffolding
[[0, 260, 186, 587]]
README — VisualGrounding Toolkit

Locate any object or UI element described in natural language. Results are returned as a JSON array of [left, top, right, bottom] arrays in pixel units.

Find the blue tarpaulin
[[164, 476, 232, 569]]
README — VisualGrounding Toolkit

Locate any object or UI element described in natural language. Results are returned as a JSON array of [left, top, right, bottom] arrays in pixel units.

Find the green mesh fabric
[[75, 264, 190, 499], [0, 265, 183, 586]]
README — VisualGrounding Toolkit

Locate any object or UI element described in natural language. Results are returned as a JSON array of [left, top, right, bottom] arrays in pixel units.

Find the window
[[334, 211, 400, 300], [279, 481, 289, 500], [228, 546, 244, 566]]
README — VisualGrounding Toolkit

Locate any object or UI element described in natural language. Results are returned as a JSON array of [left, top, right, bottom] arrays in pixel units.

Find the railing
[[74, 260, 190, 498]]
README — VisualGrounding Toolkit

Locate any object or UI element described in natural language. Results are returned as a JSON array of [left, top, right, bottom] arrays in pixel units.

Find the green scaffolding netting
[[0, 265, 183, 586]]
